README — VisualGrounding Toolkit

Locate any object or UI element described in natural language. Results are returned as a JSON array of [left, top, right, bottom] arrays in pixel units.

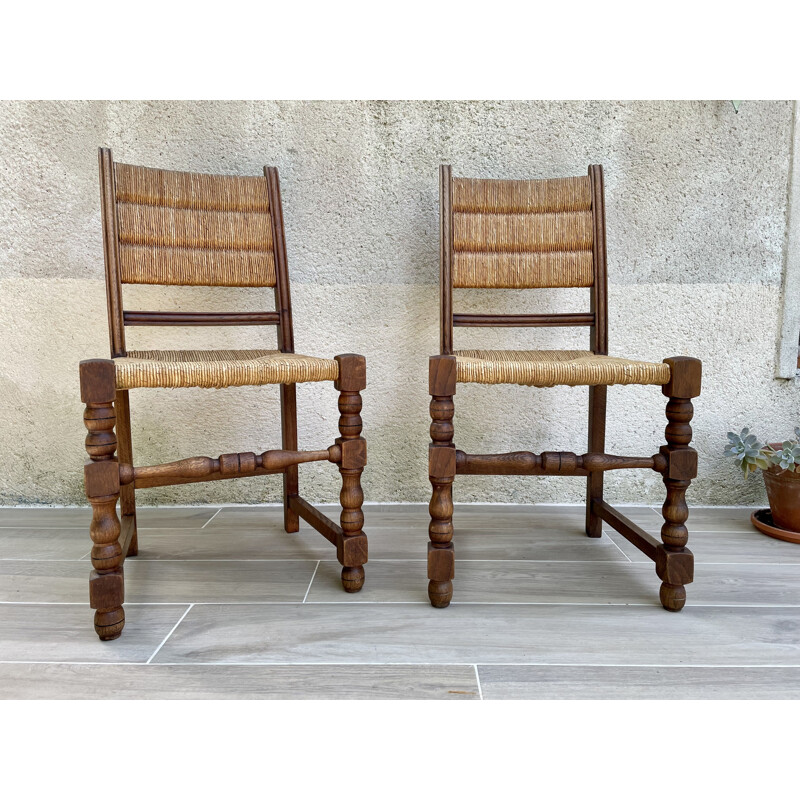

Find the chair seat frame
[[80, 149, 367, 640], [427, 164, 701, 611]]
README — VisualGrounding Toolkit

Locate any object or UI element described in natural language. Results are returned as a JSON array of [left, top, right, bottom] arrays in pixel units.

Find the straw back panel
[[451, 176, 594, 289], [113, 163, 277, 287]]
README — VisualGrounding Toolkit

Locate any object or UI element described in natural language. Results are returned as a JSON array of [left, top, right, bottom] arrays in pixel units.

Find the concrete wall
[[0, 100, 796, 507]]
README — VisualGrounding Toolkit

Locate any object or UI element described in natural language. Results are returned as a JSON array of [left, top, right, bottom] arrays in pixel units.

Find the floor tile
[[0, 663, 479, 699], [153, 603, 800, 665], [0, 506, 220, 529], [201, 506, 294, 532], [135, 528, 334, 560], [0, 604, 188, 663], [135, 507, 221, 529], [0, 528, 90, 560], [0, 508, 91, 528], [607, 526, 800, 564], [477, 665, 800, 699], [307, 560, 800, 606], [0, 560, 317, 604], [677, 506, 763, 531]]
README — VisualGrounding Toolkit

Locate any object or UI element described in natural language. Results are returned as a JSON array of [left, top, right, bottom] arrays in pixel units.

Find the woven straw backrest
[[451, 176, 594, 289], [113, 163, 276, 287]]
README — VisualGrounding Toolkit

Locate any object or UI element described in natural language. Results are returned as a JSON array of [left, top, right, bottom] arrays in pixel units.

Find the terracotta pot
[[762, 445, 800, 532]]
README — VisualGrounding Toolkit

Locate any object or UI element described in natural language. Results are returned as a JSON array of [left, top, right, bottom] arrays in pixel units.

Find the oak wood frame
[[430, 164, 701, 611], [80, 148, 367, 640]]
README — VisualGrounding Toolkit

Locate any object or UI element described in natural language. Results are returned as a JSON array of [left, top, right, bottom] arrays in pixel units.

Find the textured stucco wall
[[0, 100, 796, 507]]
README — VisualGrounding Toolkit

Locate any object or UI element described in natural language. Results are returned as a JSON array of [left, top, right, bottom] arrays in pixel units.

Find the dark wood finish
[[455, 449, 658, 476], [592, 499, 660, 560], [265, 167, 294, 354], [289, 495, 341, 545], [589, 164, 608, 356], [123, 311, 280, 326], [83, 150, 369, 639], [120, 447, 339, 490], [453, 313, 595, 328], [265, 167, 300, 535], [585, 385, 607, 538], [431, 163, 702, 612], [81, 359, 125, 640], [115, 390, 137, 557], [334, 354, 368, 592], [440, 165, 454, 355], [98, 148, 126, 358], [657, 357, 701, 611], [428, 355, 457, 607]]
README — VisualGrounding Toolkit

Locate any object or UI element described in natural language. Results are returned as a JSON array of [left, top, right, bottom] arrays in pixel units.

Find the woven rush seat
[[114, 349, 339, 389], [454, 349, 671, 387]]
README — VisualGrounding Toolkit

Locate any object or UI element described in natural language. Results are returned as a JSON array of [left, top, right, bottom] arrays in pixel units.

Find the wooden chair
[[428, 165, 701, 611], [80, 148, 368, 640]]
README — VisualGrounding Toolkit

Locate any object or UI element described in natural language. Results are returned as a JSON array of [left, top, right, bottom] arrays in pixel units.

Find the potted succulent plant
[[724, 427, 800, 538]]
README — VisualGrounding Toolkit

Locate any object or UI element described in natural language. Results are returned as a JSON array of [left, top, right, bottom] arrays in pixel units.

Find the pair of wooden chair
[[80, 150, 700, 640]]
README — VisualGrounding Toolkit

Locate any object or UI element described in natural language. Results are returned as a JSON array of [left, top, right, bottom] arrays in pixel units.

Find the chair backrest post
[[589, 164, 608, 356], [440, 164, 454, 355], [265, 166, 295, 354], [98, 147, 127, 357]]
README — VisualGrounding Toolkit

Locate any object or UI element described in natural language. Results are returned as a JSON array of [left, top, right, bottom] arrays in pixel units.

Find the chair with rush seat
[[427, 164, 701, 611], [80, 148, 368, 640]]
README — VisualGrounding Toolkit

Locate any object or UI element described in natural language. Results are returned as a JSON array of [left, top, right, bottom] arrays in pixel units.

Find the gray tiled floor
[[2, 503, 799, 699]]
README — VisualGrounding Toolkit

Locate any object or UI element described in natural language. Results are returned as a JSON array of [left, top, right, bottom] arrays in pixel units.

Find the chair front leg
[[428, 356, 457, 608], [334, 354, 368, 592], [657, 356, 701, 612], [80, 360, 125, 640]]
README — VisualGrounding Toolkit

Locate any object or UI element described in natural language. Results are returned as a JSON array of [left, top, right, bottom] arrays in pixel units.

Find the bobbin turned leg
[[334, 354, 368, 592], [428, 356, 456, 608], [585, 385, 607, 537], [658, 356, 701, 612], [80, 359, 125, 640]]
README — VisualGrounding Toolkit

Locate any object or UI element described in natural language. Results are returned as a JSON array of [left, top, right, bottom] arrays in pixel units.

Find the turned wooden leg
[[658, 356, 701, 612], [115, 389, 138, 556], [428, 356, 456, 607], [280, 383, 300, 533], [334, 354, 368, 592], [585, 384, 607, 537], [80, 359, 125, 640]]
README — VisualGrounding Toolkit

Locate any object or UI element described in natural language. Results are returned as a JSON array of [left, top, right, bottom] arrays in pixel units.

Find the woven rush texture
[[451, 176, 594, 289], [114, 350, 339, 389], [455, 349, 671, 387], [114, 163, 276, 287]]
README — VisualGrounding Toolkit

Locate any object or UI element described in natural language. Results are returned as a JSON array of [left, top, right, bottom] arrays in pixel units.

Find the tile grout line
[[140, 661, 800, 668], [200, 509, 222, 529], [474, 665, 484, 700], [604, 533, 633, 563], [146, 604, 194, 664], [302, 562, 320, 603]]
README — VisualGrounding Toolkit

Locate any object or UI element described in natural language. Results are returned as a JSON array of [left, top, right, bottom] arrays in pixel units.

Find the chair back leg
[[115, 389, 138, 556], [585, 384, 607, 537], [280, 383, 300, 532]]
